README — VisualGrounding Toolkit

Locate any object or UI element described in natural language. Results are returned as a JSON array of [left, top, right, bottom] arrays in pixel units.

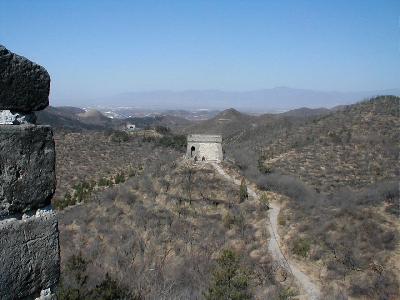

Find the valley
[[51, 95, 399, 299], [3, 4, 399, 299]]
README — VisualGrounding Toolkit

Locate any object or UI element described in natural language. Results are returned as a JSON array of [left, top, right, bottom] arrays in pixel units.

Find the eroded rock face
[[0, 209, 60, 300], [0, 125, 55, 216], [0, 45, 50, 112]]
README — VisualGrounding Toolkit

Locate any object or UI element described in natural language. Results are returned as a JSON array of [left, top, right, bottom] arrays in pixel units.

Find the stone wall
[[0, 45, 60, 299]]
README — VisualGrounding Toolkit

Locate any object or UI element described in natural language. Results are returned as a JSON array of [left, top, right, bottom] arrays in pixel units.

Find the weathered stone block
[[0, 209, 60, 299], [0, 45, 50, 112], [0, 125, 55, 216]]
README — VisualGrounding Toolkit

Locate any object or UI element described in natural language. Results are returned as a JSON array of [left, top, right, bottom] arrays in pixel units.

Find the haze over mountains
[[81, 87, 400, 112], [36, 103, 332, 132]]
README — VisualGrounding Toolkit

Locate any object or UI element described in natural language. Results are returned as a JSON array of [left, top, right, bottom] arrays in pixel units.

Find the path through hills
[[211, 162, 321, 300]]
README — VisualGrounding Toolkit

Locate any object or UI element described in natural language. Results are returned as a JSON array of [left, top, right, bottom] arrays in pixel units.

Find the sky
[[0, 0, 399, 106]]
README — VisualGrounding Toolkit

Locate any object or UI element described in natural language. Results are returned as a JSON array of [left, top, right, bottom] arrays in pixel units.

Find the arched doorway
[[190, 146, 195, 157]]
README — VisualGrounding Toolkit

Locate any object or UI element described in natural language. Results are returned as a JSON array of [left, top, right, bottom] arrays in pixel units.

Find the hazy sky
[[1, 0, 399, 105]]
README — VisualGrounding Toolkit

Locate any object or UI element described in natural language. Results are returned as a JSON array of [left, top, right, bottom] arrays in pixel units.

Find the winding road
[[212, 162, 321, 300]]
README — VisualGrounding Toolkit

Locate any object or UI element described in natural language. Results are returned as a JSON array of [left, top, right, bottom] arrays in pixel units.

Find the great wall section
[[0, 45, 60, 299]]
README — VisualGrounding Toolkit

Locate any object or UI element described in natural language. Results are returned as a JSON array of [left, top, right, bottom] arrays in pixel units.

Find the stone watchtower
[[186, 134, 223, 162]]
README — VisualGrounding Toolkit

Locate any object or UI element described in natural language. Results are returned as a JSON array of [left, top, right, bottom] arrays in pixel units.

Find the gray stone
[[0, 45, 50, 112], [0, 125, 55, 216], [0, 209, 60, 300], [0, 110, 36, 125]]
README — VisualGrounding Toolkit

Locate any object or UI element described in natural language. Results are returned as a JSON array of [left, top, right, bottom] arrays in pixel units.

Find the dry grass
[[54, 96, 400, 299], [223, 96, 400, 298], [259, 96, 399, 193], [57, 141, 292, 298], [53, 130, 180, 204]]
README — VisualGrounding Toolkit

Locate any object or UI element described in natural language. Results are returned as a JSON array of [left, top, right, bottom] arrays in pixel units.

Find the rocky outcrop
[[0, 45, 50, 112], [0, 45, 60, 299]]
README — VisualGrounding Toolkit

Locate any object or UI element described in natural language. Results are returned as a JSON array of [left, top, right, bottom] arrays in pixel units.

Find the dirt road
[[212, 162, 321, 300]]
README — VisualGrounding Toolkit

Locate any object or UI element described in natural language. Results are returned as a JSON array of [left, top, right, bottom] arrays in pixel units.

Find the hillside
[[229, 95, 399, 193], [222, 95, 400, 299], [36, 106, 105, 130], [50, 96, 399, 299], [37, 106, 192, 131], [53, 133, 298, 299], [182, 106, 335, 141], [181, 108, 258, 138], [76, 109, 114, 127], [125, 114, 191, 131], [280, 107, 331, 118]]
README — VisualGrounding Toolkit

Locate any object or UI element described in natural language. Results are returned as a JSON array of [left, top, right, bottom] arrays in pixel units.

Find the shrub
[[66, 253, 88, 288], [258, 159, 272, 174], [234, 211, 246, 237], [256, 173, 316, 203], [223, 212, 235, 229], [59, 260, 139, 300], [73, 181, 93, 203], [53, 192, 74, 210], [239, 178, 248, 202], [57, 287, 80, 300], [292, 238, 311, 258], [127, 167, 137, 178], [279, 287, 297, 300], [278, 213, 286, 226], [98, 177, 112, 187], [114, 172, 125, 184], [88, 273, 134, 300], [154, 125, 170, 135], [204, 249, 252, 300], [110, 130, 129, 143], [350, 270, 400, 300], [157, 134, 187, 150], [259, 193, 270, 210]]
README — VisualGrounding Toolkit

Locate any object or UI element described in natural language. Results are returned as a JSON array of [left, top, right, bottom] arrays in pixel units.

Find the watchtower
[[186, 134, 223, 162]]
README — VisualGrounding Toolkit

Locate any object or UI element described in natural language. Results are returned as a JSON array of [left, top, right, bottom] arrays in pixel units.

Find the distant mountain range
[[37, 104, 334, 132], [39, 93, 399, 133], [36, 106, 191, 131], [84, 87, 400, 112]]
